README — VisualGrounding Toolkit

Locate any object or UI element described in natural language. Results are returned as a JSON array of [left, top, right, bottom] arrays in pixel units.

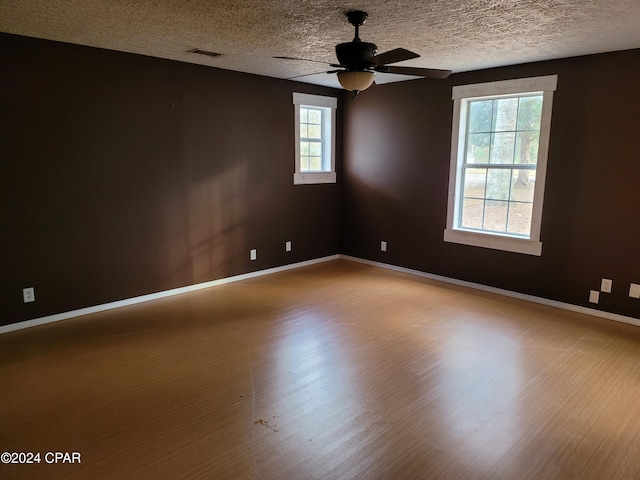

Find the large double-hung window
[[444, 75, 558, 256]]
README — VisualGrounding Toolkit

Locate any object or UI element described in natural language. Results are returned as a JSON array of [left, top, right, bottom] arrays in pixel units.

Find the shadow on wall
[[185, 161, 249, 284], [341, 174, 416, 260]]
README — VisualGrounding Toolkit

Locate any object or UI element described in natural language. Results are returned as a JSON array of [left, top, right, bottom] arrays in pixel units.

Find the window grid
[[299, 107, 324, 172], [459, 94, 542, 238]]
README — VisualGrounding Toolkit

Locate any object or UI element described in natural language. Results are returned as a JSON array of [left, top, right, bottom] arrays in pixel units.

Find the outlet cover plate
[[23, 287, 35, 303], [589, 290, 600, 304], [250, 249, 257, 261], [285, 241, 292, 252], [381, 241, 387, 252], [601, 278, 612, 293], [630, 283, 640, 299]]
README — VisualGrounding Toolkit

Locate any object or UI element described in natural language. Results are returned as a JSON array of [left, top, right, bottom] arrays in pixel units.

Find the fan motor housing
[[335, 41, 378, 70]]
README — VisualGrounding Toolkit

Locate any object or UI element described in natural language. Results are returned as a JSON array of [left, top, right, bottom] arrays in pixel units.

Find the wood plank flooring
[[2, 259, 640, 479]]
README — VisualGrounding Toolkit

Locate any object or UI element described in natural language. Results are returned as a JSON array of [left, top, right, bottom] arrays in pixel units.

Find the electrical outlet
[[23, 287, 35, 303], [630, 283, 640, 299], [250, 249, 257, 261], [381, 241, 387, 252], [601, 278, 612, 293], [589, 290, 599, 304], [285, 241, 292, 252]]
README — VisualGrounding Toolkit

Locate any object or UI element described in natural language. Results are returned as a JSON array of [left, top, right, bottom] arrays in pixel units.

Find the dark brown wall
[[3, 32, 638, 328], [0, 33, 342, 326], [341, 48, 640, 319]]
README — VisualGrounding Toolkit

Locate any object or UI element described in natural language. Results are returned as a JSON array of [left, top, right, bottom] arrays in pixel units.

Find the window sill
[[294, 172, 336, 185], [444, 228, 542, 256]]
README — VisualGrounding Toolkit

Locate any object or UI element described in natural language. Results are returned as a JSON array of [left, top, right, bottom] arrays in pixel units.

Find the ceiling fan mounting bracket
[[346, 10, 368, 43], [346, 10, 368, 28]]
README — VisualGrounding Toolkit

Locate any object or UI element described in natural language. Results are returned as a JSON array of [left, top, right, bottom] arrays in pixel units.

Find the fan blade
[[373, 72, 422, 85], [287, 71, 334, 80], [274, 56, 341, 68], [370, 48, 420, 66], [288, 68, 349, 79], [375, 65, 452, 79]]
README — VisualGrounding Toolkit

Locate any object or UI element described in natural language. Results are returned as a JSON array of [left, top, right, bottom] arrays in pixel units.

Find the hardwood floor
[[2, 259, 640, 479]]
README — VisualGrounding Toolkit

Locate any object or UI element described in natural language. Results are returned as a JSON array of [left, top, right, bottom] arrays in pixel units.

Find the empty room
[[1, 1, 640, 478]]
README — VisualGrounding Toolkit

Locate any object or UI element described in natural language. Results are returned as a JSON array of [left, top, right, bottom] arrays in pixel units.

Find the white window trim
[[444, 75, 558, 256], [293, 93, 337, 185]]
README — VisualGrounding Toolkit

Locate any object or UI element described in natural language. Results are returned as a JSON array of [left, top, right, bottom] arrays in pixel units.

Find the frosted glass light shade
[[337, 71, 375, 92]]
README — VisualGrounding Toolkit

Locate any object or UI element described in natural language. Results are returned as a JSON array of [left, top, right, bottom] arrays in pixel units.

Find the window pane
[[466, 133, 491, 164], [300, 124, 308, 138], [492, 98, 518, 131], [300, 108, 308, 123], [301, 156, 310, 171], [483, 200, 508, 231], [486, 169, 511, 200], [308, 109, 322, 124], [514, 131, 539, 165], [510, 169, 536, 202], [490, 132, 516, 164], [468, 100, 493, 133], [309, 142, 322, 156], [308, 124, 321, 139], [463, 168, 486, 198], [507, 202, 533, 236], [309, 156, 322, 171], [516, 96, 543, 131], [300, 141, 309, 156], [461, 198, 484, 229]]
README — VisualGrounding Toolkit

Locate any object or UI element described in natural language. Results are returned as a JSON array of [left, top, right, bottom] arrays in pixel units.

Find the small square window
[[293, 93, 337, 185]]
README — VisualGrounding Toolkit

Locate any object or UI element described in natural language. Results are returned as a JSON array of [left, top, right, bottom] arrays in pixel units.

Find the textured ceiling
[[1, 0, 640, 88]]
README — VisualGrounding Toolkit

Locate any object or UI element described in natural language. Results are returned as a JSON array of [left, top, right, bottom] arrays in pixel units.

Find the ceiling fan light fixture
[[337, 70, 375, 97], [275, 11, 450, 96]]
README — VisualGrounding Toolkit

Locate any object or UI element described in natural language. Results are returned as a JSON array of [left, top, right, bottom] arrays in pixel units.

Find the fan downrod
[[346, 10, 368, 41]]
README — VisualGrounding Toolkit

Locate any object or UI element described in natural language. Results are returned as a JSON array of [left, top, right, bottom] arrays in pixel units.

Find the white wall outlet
[[250, 249, 257, 261], [630, 283, 640, 299], [23, 287, 35, 303], [589, 290, 600, 304], [381, 241, 387, 252], [285, 241, 292, 252], [601, 278, 612, 293]]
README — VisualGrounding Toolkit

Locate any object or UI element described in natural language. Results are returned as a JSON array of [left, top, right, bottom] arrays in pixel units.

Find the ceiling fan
[[275, 10, 451, 99]]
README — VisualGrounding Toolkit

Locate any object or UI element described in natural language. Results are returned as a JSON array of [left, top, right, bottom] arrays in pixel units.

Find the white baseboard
[[340, 255, 640, 328], [0, 255, 339, 335], [5, 253, 637, 335]]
